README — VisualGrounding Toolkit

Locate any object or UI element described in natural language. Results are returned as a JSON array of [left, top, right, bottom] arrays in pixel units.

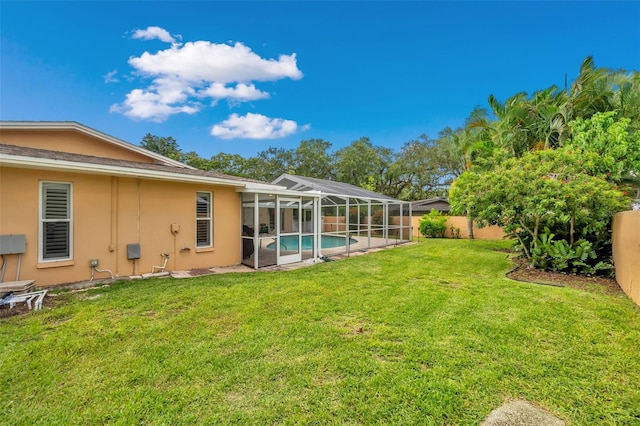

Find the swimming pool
[[266, 235, 357, 250]]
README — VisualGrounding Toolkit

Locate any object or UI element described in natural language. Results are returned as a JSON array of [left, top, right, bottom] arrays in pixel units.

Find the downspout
[[137, 179, 141, 242], [111, 177, 119, 275], [253, 193, 259, 269]]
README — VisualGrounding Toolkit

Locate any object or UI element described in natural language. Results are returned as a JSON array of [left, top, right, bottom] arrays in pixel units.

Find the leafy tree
[[436, 107, 495, 237], [480, 57, 639, 163], [567, 56, 640, 132], [486, 86, 573, 156], [208, 152, 247, 176], [441, 110, 495, 171], [567, 111, 640, 182], [334, 137, 388, 190], [292, 139, 334, 178], [450, 149, 629, 272], [385, 135, 447, 200], [140, 134, 183, 161], [182, 151, 211, 170], [243, 146, 294, 182]]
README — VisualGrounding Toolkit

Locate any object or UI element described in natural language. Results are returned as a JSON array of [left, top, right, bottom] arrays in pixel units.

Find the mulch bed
[[507, 257, 623, 295]]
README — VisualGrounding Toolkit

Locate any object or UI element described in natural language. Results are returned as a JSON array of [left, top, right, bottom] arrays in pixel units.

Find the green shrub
[[418, 210, 448, 238], [531, 229, 614, 276]]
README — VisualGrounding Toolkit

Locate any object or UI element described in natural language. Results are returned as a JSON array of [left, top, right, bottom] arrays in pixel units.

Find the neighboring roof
[[0, 121, 191, 169], [0, 143, 282, 190], [273, 173, 403, 202], [411, 197, 450, 213]]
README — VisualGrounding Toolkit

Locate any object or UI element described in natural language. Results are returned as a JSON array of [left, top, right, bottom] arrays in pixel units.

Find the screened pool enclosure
[[240, 174, 412, 268]]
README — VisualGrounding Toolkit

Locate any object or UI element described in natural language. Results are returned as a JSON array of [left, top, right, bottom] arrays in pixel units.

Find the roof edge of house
[[0, 121, 193, 170], [0, 151, 255, 188]]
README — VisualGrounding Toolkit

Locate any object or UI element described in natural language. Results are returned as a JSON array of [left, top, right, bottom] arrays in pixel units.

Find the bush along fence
[[411, 215, 505, 240]]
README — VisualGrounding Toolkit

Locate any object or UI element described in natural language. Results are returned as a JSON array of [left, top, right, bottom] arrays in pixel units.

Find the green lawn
[[1, 240, 639, 425]]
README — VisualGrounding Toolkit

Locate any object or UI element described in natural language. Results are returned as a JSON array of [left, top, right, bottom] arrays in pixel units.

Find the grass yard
[[1, 239, 639, 425]]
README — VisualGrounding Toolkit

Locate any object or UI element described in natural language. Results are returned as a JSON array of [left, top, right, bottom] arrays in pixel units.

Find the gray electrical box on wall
[[127, 243, 141, 260], [0, 234, 27, 255]]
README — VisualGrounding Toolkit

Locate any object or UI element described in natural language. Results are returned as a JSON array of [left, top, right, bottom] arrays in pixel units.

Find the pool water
[[266, 235, 357, 250]]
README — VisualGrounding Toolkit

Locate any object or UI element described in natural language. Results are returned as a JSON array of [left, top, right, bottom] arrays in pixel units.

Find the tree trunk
[[569, 216, 575, 245], [466, 209, 474, 239]]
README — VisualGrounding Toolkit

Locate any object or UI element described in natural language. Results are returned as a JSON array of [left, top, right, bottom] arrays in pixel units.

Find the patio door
[[277, 197, 302, 265]]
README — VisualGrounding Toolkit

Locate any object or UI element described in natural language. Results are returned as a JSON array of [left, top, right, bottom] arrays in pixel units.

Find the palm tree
[[526, 86, 571, 149], [440, 107, 495, 238], [609, 70, 640, 133], [567, 56, 640, 127], [487, 92, 533, 157], [568, 56, 612, 120]]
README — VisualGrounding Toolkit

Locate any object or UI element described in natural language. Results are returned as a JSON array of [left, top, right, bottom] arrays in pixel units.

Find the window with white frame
[[40, 181, 73, 261], [196, 191, 212, 247]]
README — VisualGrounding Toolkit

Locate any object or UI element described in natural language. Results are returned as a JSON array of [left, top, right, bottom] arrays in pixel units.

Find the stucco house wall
[[0, 165, 242, 287], [0, 122, 253, 287]]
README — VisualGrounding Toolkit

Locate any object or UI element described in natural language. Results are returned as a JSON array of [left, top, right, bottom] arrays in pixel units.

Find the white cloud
[[129, 41, 302, 83], [111, 27, 304, 123], [131, 26, 180, 44], [110, 89, 200, 122], [103, 70, 119, 83], [211, 113, 310, 140], [199, 83, 270, 102]]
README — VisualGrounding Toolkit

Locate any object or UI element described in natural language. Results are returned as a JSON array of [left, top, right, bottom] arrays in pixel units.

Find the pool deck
[[243, 235, 410, 268]]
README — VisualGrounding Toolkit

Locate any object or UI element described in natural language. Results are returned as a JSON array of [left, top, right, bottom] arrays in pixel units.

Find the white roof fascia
[[0, 121, 193, 169], [317, 191, 410, 204], [0, 153, 247, 188], [241, 182, 290, 192], [238, 184, 322, 198], [274, 173, 407, 203]]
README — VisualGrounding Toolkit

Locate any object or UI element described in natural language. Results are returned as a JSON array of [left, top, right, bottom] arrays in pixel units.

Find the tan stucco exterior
[[411, 215, 506, 240], [0, 166, 242, 286], [0, 123, 250, 287], [612, 210, 640, 306], [1, 128, 156, 163]]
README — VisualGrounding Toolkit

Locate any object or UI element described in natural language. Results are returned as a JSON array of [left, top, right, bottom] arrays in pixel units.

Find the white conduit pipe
[[0, 255, 5, 283], [90, 266, 116, 282], [15, 253, 22, 281], [151, 253, 170, 273]]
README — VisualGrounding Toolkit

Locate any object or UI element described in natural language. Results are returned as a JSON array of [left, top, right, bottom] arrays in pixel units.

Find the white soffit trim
[[0, 121, 193, 169]]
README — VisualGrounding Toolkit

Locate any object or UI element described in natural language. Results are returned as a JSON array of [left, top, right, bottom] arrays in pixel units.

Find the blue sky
[[2, 1, 639, 159]]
